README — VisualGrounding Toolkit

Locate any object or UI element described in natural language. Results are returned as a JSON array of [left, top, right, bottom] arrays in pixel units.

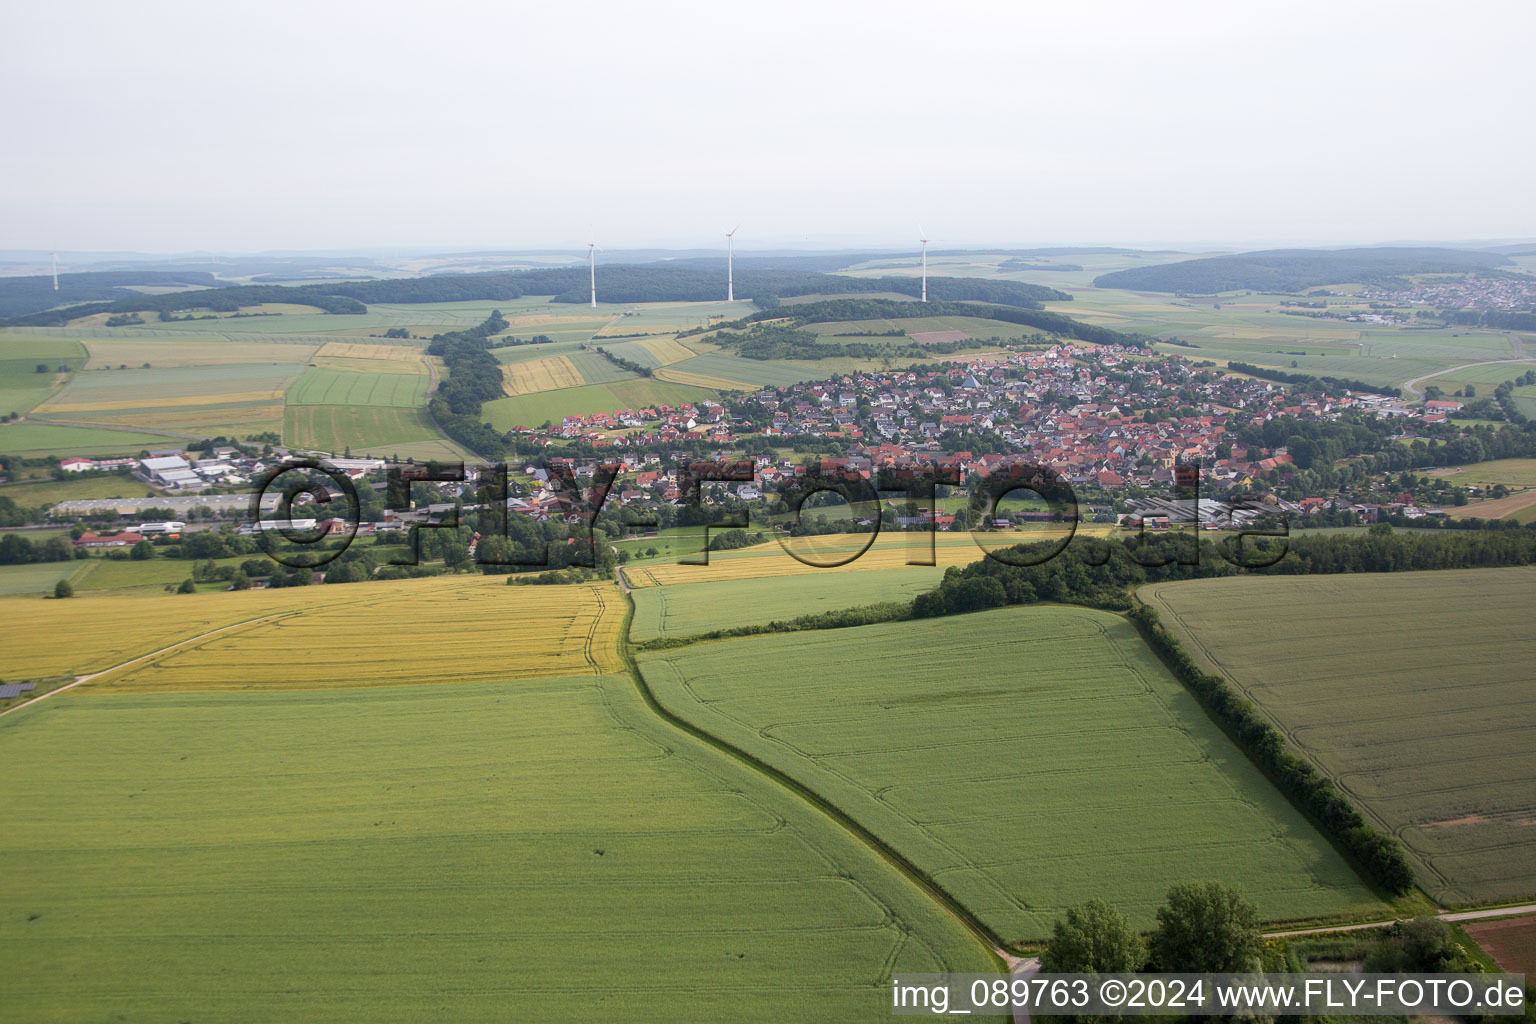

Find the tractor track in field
[[607, 569, 1016, 974], [0, 611, 299, 719]]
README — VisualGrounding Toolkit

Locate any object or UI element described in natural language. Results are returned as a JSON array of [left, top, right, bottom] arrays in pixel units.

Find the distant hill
[[0, 270, 220, 319], [1092, 247, 1512, 293], [4, 263, 1069, 327]]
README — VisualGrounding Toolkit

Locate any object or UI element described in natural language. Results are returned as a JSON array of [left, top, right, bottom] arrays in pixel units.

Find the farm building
[[140, 455, 202, 490], [74, 531, 146, 548]]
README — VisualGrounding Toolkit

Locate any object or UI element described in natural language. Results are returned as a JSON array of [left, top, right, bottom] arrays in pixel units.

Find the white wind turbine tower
[[918, 229, 928, 302], [588, 242, 597, 308], [51, 252, 59, 291], [726, 225, 739, 301]]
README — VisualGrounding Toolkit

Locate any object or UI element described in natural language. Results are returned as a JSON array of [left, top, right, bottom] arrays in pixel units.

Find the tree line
[[6, 283, 366, 326], [1226, 360, 1380, 396], [719, 297, 1147, 349], [425, 311, 516, 459]]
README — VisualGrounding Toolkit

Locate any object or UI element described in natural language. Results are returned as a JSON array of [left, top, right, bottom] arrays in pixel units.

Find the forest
[[0, 270, 222, 319], [1093, 247, 1511, 293]]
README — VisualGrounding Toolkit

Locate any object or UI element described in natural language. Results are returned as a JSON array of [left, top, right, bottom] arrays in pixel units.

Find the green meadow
[[628, 565, 946, 641]]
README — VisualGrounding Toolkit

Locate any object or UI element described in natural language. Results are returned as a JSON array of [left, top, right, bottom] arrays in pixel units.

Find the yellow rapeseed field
[[501, 356, 584, 396], [81, 577, 624, 693]]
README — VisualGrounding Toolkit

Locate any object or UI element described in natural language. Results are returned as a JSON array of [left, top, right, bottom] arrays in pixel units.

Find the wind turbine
[[588, 242, 597, 308], [726, 225, 738, 302], [51, 252, 59, 291], [918, 229, 928, 302]]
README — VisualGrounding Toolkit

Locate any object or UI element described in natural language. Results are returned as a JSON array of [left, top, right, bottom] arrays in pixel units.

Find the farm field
[[0, 559, 86, 596], [31, 362, 305, 435], [628, 564, 946, 641], [38, 363, 304, 408], [285, 367, 428, 407], [0, 584, 350, 680], [0, 339, 88, 416], [1445, 489, 1536, 521], [563, 350, 636, 385], [284, 404, 448, 455], [1139, 567, 1536, 905], [0, 676, 998, 1022], [312, 340, 423, 363], [0, 472, 142, 506], [1462, 916, 1536, 976], [623, 529, 1111, 589], [69, 553, 283, 593], [82, 577, 625, 693], [81, 338, 320, 368], [0, 574, 613, 684], [492, 338, 590, 364], [656, 352, 823, 389], [500, 355, 586, 395], [483, 378, 717, 429], [638, 604, 1382, 941], [1430, 457, 1536, 489], [0, 422, 181, 456]]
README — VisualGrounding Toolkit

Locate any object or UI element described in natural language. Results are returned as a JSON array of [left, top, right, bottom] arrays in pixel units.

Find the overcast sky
[[3, 0, 1532, 253]]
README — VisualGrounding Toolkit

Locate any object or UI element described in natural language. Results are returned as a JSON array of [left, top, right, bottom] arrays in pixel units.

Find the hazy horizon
[[4, 0, 1533, 252]]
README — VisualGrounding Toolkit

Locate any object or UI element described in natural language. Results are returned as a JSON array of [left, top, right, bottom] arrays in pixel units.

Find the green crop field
[[638, 605, 1382, 942], [563, 350, 638, 386], [284, 404, 446, 453], [629, 565, 947, 641], [493, 339, 591, 365], [0, 423, 179, 455], [0, 339, 91, 416], [598, 338, 666, 369], [0, 473, 143, 506], [285, 367, 428, 407], [1139, 567, 1536, 905], [69, 553, 271, 592], [659, 352, 824, 388], [81, 338, 321, 368], [0, 677, 998, 1022], [38, 362, 305, 405], [0, 559, 87, 596], [483, 378, 717, 429]]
